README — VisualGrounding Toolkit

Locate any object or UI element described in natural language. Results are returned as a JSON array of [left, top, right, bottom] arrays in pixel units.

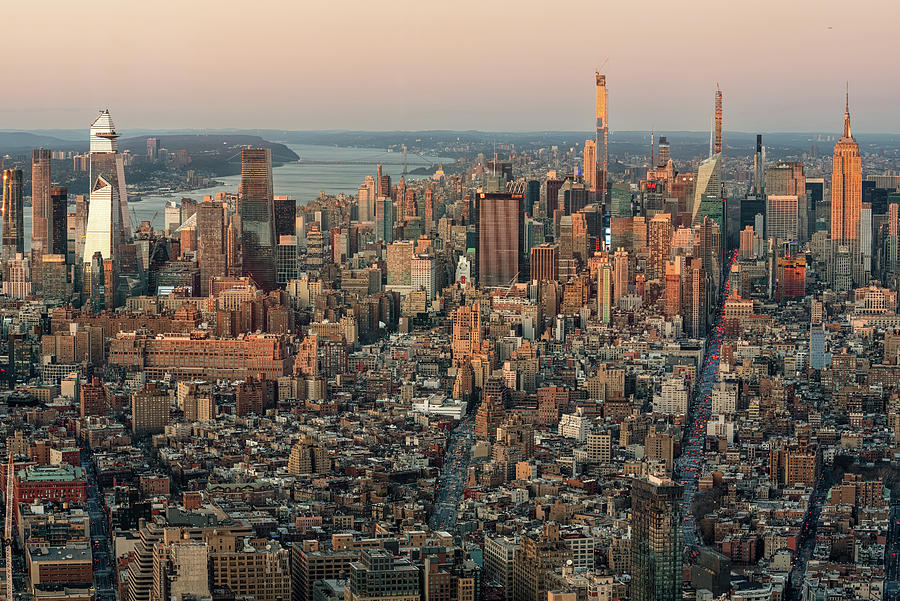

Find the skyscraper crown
[[842, 86, 853, 140], [90, 109, 120, 153]]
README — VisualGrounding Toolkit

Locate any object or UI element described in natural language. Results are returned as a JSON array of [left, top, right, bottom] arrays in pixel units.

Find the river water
[[23, 143, 446, 249]]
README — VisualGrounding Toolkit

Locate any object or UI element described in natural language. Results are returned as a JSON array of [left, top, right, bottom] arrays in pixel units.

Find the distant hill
[[0, 132, 298, 163], [0, 131, 82, 152], [118, 134, 298, 164]]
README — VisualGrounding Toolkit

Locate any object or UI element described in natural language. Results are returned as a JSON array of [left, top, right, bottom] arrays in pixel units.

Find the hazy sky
[[5, 0, 899, 133]]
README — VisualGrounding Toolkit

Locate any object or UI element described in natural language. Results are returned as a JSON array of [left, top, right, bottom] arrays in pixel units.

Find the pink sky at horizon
[[4, 0, 899, 133]]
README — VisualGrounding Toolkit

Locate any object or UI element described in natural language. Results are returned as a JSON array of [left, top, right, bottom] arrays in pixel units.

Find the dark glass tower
[[50, 185, 68, 256], [239, 148, 276, 290], [274, 195, 296, 238], [1, 169, 24, 277], [631, 476, 683, 601]]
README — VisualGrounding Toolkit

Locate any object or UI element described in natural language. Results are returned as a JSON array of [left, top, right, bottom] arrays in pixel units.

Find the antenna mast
[[5, 452, 13, 601]]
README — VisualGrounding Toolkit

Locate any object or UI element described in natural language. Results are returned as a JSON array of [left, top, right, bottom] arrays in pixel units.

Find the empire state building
[[830, 91, 862, 288]]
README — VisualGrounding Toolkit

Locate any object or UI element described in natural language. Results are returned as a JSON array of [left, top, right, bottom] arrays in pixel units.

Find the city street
[[81, 447, 117, 601], [884, 505, 900, 601], [429, 414, 475, 532], [678, 249, 736, 549]]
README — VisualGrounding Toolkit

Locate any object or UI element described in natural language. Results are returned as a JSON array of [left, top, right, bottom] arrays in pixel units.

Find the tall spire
[[843, 83, 852, 139]]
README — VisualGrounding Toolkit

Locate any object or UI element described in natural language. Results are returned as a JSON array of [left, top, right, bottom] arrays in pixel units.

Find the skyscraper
[[767, 161, 807, 240], [529, 244, 558, 282], [613, 247, 629, 302], [583, 140, 597, 191], [1, 169, 24, 279], [598, 260, 613, 323], [274, 195, 296, 238], [714, 86, 723, 154], [476, 192, 525, 288], [657, 136, 670, 167], [765, 195, 799, 242], [83, 110, 129, 267], [31, 148, 52, 288], [753, 135, 766, 195], [831, 90, 862, 285], [693, 88, 724, 225], [357, 175, 376, 222], [693, 156, 721, 225], [631, 475, 683, 601], [239, 148, 277, 290], [50, 185, 68, 256], [648, 213, 672, 279], [198, 199, 227, 296], [595, 72, 609, 204], [375, 196, 394, 243]]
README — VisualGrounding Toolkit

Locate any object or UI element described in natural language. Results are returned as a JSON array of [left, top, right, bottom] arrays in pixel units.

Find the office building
[[766, 195, 799, 242], [530, 244, 558, 282], [274, 195, 296, 238], [631, 475, 683, 601], [411, 254, 437, 301], [375, 196, 394, 243], [2, 253, 30, 298], [132, 383, 169, 436], [1, 169, 24, 278], [209, 536, 291, 601], [598, 260, 613, 323], [475, 377, 507, 441], [108, 331, 291, 381], [240, 148, 277, 290], [84, 110, 129, 267], [15, 464, 86, 505], [810, 326, 826, 370], [277, 235, 299, 286], [831, 91, 862, 286], [613, 247, 628, 301], [51, 185, 68, 256], [648, 213, 672, 279], [292, 548, 358, 601], [476, 192, 525, 288], [197, 198, 227, 296], [346, 549, 420, 601], [693, 155, 721, 225], [767, 161, 807, 239], [777, 256, 806, 302], [512, 523, 572, 601], [357, 175, 377, 222]]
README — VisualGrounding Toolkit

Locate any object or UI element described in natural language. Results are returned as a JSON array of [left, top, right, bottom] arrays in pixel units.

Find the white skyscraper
[[83, 110, 129, 266], [692, 153, 721, 225]]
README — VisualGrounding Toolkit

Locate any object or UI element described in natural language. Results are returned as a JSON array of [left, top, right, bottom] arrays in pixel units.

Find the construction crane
[[4, 452, 13, 601]]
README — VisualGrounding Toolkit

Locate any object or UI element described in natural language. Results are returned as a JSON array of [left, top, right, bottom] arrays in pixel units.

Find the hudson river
[[23, 143, 446, 248]]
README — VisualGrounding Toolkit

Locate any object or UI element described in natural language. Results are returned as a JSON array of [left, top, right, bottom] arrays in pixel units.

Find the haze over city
[[4, 0, 900, 132], [3, 3, 900, 601]]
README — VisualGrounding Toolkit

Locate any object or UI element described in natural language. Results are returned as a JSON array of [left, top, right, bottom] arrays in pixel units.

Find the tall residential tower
[[595, 72, 608, 204]]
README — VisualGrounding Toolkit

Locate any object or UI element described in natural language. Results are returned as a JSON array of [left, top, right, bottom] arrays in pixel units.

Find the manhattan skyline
[[3, 0, 899, 133]]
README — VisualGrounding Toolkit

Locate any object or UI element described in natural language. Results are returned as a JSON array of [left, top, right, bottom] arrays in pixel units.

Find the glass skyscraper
[[631, 475, 683, 601], [239, 148, 277, 291]]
